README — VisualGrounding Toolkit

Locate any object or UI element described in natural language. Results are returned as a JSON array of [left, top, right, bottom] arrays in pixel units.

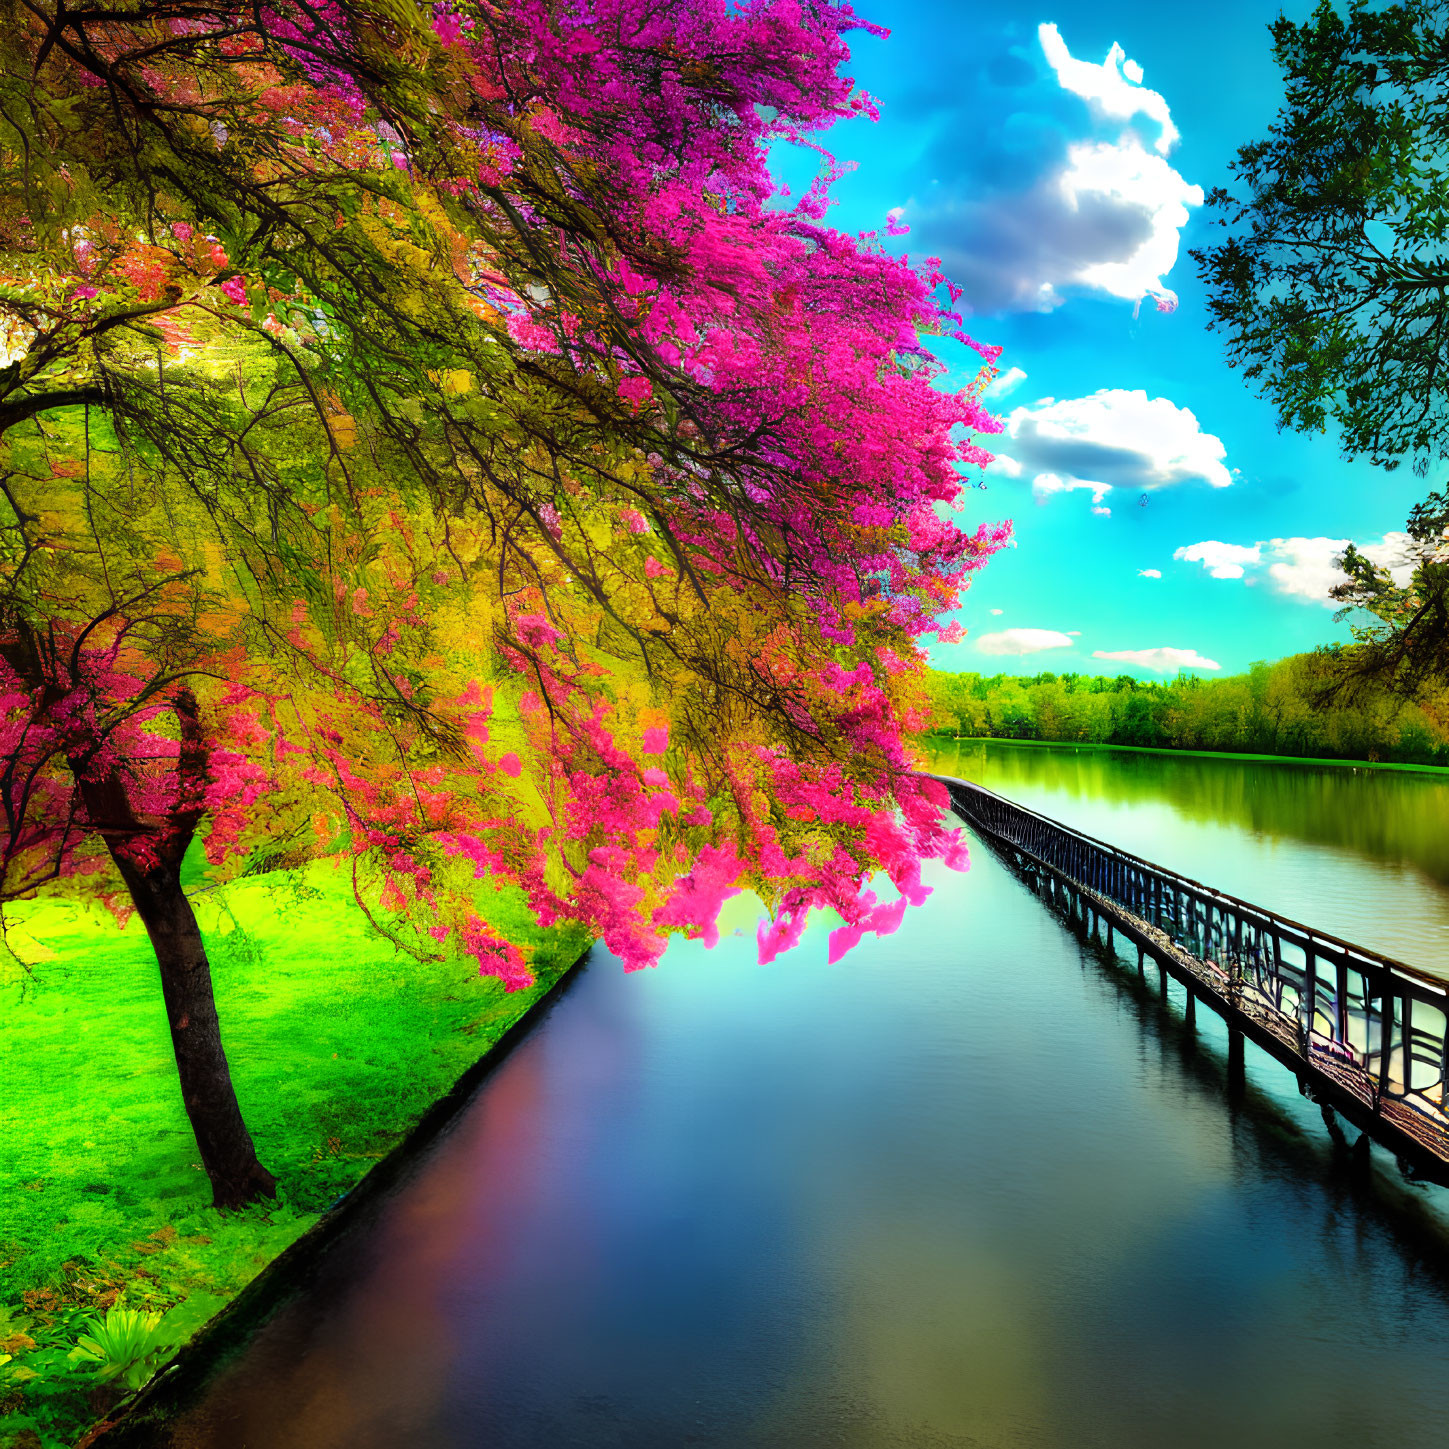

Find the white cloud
[[996, 390, 1231, 508], [1138, 568, 1162, 578], [989, 607, 1004, 615], [1038, 23, 1178, 154], [1363, 534, 1418, 573], [1091, 504, 1112, 516], [905, 26, 1200, 314], [982, 366, 1028, 400], [1093, 646, 1222, 673], [1174, 540, 1261, 580], [1058, 138, 1203, 311], [1264, 533, 1414, 604], [1031, 471, 1111, 504], [1259, 536, 1350, 602], [1173, 533, 1416, 605], [977, 627, 1076, 656]]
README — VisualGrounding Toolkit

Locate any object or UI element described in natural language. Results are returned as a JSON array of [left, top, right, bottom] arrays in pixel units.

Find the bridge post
[[1158, 961, 1169, 1004], [1184, 987, 1196, 1032], [1227, 1026, 1245, 1096]]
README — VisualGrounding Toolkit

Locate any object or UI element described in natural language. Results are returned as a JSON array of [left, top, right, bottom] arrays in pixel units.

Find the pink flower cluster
[[27, 0, 1016, 978]]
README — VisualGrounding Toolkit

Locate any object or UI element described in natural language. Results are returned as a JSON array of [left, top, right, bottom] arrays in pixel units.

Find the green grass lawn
[[0, 863, 587, 1449]]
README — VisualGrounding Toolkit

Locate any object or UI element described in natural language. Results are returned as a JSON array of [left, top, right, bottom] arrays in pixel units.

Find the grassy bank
[[0, 865, 587, 1449], [923, 734, 1449, 778]]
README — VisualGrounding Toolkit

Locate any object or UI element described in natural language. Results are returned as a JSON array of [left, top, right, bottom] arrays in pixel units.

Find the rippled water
[[143, 750, 1449, 1449]]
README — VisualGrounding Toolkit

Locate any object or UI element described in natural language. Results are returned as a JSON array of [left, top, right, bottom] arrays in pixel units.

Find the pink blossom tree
[[0, 0, 1012, 1205]]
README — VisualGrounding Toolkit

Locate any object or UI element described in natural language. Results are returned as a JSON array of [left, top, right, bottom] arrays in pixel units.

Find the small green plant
[[67, 1303, 175, 1391]]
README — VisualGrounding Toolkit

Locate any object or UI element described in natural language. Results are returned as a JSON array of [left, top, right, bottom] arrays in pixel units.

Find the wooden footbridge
[[940, 776, 1449, 1186]]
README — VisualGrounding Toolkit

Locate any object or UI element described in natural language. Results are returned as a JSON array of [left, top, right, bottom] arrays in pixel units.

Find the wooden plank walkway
[[938, 775, 1449, 1186]]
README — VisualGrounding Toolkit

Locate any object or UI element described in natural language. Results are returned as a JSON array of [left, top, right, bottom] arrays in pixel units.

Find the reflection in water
[[929, 740, 1449, 973], [171, 1043, 564, 1448], [149, 820, 1449, 1449]]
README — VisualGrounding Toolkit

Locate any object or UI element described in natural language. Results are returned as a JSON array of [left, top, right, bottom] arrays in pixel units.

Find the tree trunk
[[0, 626, 277, 1211], [110, 850, 277, 1209], [72, 684, 275, 1211]]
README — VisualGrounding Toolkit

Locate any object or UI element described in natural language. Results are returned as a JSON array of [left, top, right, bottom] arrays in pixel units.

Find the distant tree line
[[922, 654, 1449, 765]]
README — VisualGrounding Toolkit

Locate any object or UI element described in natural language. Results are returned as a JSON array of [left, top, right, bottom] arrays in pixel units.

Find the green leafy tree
[[1193, 0, 1449, 472], [1192, 0, 1449, 693], [987, 679, 1035, 739]]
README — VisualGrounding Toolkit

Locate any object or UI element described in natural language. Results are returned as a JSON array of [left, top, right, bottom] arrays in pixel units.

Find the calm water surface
[[152, 749, 1449, 1449], [931, 740, 1449, 975]]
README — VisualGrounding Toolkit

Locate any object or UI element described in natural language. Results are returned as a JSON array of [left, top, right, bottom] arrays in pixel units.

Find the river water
[[930, 740, 1449, 977], [149, 745, 1449, 1449]]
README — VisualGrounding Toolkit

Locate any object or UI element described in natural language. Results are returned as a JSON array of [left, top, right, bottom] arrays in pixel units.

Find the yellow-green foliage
[[0, 864, 586, 1449]]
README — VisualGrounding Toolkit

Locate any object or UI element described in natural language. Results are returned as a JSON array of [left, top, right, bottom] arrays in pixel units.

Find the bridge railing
[[940, 776, 1449, 1134]]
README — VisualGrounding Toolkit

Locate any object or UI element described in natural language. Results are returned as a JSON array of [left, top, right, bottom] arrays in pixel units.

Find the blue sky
[[777, 0, 1421, 679]]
